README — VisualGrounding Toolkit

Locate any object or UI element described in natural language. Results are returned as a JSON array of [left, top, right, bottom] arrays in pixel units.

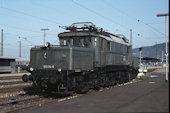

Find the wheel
[[22, 74, 29, 82]]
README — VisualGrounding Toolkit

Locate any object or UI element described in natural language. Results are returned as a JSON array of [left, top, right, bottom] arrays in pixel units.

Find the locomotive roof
[[58, 22, 130, 46]]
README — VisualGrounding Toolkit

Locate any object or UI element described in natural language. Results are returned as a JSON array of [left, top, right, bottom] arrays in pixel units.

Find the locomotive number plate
[[43, 65, 54, 69]]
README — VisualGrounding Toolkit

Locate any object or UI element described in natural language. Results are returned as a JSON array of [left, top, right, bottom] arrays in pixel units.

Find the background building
[[0, 56, 16, 73]]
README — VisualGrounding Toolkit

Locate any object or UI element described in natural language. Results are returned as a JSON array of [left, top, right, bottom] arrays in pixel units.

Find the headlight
[[58, 68, 61, 72], [45, 42, 50, 47], [30, 67, 34, 71]]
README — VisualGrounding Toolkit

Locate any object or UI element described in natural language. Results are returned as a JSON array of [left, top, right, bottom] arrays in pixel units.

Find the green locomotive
[[22, 22, 138, 93]]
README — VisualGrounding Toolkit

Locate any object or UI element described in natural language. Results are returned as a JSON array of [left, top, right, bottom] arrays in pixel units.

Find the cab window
[[107, 41, 111, 51], [84, 37, 91, 47], [59, 36, 91, 47]]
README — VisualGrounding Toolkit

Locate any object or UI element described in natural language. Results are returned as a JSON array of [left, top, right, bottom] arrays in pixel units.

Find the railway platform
[[18, 68, 168, 113]]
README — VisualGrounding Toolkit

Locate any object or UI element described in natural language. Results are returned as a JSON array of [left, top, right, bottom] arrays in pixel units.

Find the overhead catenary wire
[[0, 30, 58, 44], [21, 37, 35, 46], [72, 0, 130, 31], [0, 24, 42, 34], [72, 0, 153, 43], [1, 1, 137, 38], [0, 3, 58, 57], [0, 12, 61, 32], [0, 6, 62, 26], [31, 1, 85, 22], [52, 40, 59, 45], [101, 0, 166, 36], [70, 0, 157, 46], [138, 20, 165, 36], [73, 1, 156, 46], [72, 0, 151, 44], [146, 22, 165, 24], [101, 0, 168, 48], [0, 24, 58, 37]]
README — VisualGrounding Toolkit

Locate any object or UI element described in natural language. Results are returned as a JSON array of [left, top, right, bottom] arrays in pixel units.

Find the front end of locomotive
[[22, 41, 94, 92], [22, 43, 72, 91]]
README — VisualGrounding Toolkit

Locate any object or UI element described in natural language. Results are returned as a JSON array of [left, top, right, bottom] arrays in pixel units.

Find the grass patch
[[137, 73, 151, 80]]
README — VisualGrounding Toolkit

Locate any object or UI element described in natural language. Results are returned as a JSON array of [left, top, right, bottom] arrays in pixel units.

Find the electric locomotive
[[22, 22, 138, 93]]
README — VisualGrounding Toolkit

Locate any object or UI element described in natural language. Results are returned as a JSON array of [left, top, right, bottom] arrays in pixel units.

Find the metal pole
[[165, 16, 168, 82], [19, 37, 21, 58], [140, 51, 141, 66], [130, 29, 132, 66], [130, 29, 132, 46], [162, 51, 164, 68], [155, 42, 157, 59], [139, 48, 142, 67], [1, 29, 3, 56], [44, 30, 45, 45], [156, 13, 169, 82], [162, 51, 164, 63], [40, 29, 49, 45]]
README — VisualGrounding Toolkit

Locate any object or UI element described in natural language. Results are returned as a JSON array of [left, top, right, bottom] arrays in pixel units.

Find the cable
[[72, 0, 145, 41], [51, 40, 59, 44], [146, 22, 165, 24], [0, 6, 62, 25], [0, 12, 61, 31], [101, 0, 138, 22], [101, 0, 166, 36], [0, 24, 41, 34], [21, 37, 35, 46], [31, 1, 85, 22], [72, 0, 130, 30], [138, 20, 165, 36], [0, 24, 59, 37]]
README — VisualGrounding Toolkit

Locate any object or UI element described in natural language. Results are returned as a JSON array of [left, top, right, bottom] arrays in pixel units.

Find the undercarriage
[[22, 66, 138, 94]]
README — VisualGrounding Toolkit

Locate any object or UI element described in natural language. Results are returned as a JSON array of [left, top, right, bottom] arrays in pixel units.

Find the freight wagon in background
[[0, 56, 16, 74]]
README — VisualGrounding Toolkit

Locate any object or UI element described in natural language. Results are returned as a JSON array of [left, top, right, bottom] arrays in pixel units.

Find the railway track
[[0, 75, 32, 99], [0, 81, 27, 85], [0, 93, 80, 113], [0, 95, 49, 113], [0, 82, 31, 89], [0, 74, 81, 113], [0, 76, 22, 80]]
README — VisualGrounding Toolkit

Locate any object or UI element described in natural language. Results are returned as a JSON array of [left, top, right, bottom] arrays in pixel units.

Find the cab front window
[[59, 36, 91, 47]]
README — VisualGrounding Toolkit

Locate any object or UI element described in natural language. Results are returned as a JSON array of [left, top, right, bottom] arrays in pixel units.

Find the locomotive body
[[30, 46, 93, 71], [23, 22, 138, 93]]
